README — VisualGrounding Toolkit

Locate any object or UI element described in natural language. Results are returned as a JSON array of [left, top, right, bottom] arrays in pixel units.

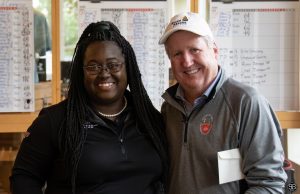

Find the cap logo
[[199, 114, 213, 135], [171, 15, 189, 28]]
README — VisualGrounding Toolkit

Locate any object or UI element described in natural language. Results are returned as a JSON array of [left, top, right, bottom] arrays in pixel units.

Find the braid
[[125, 43, 168, 184], [111, 23, 168, 186], [58, 21, 168, 193], [58, 30, 89, 193]]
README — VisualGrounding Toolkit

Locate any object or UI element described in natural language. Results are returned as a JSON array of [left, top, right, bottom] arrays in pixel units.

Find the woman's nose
[[97, 67, 111, 78]]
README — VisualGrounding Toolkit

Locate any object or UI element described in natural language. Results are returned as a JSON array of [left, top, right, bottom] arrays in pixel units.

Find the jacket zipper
[[119, 127, 127, 159], [183, 102, 205, 144], [181, 101, 189, 144], [183, 115, 189, 144], [119, 137, 125, 154]]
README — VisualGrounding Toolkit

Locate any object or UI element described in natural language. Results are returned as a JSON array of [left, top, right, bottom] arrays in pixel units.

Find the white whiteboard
[[78, 1, 170, 110], [0, 0, 35, 112], [210, 1, 299, 111]]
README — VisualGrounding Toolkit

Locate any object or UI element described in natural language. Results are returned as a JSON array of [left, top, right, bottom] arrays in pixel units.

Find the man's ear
[[213, 43, 219, 59]]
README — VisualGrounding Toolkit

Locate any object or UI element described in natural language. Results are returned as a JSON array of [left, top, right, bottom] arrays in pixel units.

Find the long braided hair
[[58, 21, 168, 193]]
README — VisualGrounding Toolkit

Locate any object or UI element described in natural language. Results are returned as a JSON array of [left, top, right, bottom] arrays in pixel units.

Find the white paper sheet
[[218, 148, 245, 184]]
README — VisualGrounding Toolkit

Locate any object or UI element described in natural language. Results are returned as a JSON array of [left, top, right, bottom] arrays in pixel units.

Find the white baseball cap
[[158, 12, 214, 44]]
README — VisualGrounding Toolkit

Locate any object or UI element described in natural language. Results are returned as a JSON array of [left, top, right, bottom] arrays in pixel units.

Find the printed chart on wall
[[78, 1, 169, 110], [210, 0, 299, 111], [0, 0, 34, 112]]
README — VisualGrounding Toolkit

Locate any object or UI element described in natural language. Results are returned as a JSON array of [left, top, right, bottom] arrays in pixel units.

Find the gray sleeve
[[238, 93, 287, 194]]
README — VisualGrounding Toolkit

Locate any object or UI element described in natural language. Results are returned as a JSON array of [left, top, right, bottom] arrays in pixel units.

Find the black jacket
[[11, 98, 164, 194]]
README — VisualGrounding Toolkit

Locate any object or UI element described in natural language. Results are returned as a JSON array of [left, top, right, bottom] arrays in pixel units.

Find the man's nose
[[182, 52, 194, 67]]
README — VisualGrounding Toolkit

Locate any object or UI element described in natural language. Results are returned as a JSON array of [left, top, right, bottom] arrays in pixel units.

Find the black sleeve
[[10, 108, 59, 194]]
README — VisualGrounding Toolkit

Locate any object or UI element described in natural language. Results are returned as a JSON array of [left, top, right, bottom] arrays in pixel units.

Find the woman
[[10, 21, 168, 194]]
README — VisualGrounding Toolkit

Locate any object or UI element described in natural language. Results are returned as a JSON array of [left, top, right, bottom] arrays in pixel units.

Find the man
[[159, 12, 287, 194]]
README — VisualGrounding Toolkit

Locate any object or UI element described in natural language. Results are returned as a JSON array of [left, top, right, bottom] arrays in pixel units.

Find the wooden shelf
[[0, 112, 39, 133], [0, 149, 18, 162], [0, 111, 299, 133], [276, 112, 300, 129]]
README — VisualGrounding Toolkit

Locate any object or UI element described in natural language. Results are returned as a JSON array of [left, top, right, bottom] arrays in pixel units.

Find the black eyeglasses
[[83, 62, 124, 75]]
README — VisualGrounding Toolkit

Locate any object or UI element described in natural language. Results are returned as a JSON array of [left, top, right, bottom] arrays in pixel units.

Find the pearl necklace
[[98, 97, 127, 118]]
